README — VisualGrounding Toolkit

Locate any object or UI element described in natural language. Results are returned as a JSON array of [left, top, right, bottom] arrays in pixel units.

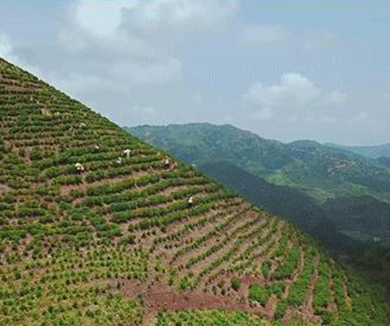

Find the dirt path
[[264, 294, 278, 319], [301, 255, 321, 324], [119, 280, 266, 326], [328, 278, 338, 314]]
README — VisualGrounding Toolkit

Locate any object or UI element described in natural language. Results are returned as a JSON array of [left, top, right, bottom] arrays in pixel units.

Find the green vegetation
[[287, 247, 316, 307], [273, 243, 300, 280], [231, 276, 241, 291], [274, 299, 288, 320], [249, 283, 285, 306], [261, 261, 271, 279], [313, 262, 333, 320]]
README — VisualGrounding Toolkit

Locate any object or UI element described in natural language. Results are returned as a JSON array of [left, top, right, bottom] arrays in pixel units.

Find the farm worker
[[188, 196, 194, 205], [75, 163, 84, 172], [117, 157, 122, 165], [164, 157, 171, 168], [123, 149, 131, 158]]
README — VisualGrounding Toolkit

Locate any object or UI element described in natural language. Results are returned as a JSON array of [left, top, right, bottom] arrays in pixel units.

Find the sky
[[0, 0, 389, 146]]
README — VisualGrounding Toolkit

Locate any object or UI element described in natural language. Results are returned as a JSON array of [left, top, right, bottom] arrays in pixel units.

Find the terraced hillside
[[0, 58, 389, 326]]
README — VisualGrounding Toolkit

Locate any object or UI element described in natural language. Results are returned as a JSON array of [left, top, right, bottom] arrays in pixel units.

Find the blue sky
[[0, 0, 389, 145]]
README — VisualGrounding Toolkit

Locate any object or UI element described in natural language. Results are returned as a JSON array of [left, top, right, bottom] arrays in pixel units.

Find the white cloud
[[122, 0, 238, 34], [74, 0, 238, 37], [50, 57, 182, 97], [244, 73, 346, 120], [241, 25, 289, 49], [56, 0, 238, 93], [244, 73, 320, 110], [74, 1, 139, 37], [304, 32, 341, 52]]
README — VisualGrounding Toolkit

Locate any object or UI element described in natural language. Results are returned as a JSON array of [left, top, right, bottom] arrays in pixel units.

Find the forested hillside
[[1, 58, 389, 326], [129, 123, 390, 203]]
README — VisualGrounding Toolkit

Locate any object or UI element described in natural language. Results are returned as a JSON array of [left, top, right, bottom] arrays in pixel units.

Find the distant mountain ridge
[[326, 142, 390, 159], [129, 123, 390, 203]]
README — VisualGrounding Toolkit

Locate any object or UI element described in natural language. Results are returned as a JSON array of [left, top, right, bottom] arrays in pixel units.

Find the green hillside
[[129, 123, 390, 203], [0, 58, 389, 326]]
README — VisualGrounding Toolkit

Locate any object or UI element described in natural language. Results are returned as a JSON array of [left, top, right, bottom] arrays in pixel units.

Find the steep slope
[[129, 123, 390, 202], [198, 161, 362, 256], [0, 58, 389, 326], [198, 161, 323, 229], [327, 142, 390, 159]]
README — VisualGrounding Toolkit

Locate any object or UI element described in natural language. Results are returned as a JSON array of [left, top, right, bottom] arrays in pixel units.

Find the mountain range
[[129, 123, 390, 204]]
